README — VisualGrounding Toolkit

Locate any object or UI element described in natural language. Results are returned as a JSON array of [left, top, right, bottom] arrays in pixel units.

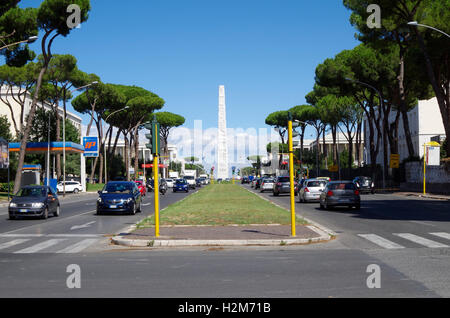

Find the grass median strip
[[137, 184, 307, 228]]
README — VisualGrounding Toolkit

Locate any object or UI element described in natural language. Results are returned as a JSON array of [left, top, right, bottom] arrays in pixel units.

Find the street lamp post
[[62, 81, 98, 197], [103, 106, 129, 185], [407, 22, 450, 38], [345, 77, 386, 189], [0, 35, 38, 50]]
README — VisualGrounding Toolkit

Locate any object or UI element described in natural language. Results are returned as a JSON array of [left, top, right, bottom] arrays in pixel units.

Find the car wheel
[[53, 205, 60, 217], [73, 188, 79, 194], [41, 208, 49, 219]]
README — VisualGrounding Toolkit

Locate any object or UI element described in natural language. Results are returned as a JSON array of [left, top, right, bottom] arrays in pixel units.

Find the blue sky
[[23, 0, 360, 137]]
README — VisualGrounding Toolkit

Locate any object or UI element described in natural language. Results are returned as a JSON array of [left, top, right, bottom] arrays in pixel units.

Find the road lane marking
[[0, 239, 30, 251], [14, 239, 67, 254], [358, 234, 405, 249], [56, 239, 99, 253], [0, 234, 101, 238], [70, 221, 96, 230], [393, 233, 449, 248], [429, 232, 450, 241]]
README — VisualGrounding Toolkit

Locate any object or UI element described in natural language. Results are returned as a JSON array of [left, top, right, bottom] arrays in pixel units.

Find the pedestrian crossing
[[358, 232, 450, 250], [0, 235, 102, 254]]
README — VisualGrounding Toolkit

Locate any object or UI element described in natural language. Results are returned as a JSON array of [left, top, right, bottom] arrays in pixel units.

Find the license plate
[[339, 199, 350, 203], [109, 205, 117, 209], [19, 209, 28, 213]]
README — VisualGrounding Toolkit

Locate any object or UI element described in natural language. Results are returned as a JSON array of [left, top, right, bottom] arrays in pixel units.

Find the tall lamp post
[[345, 78, 386, 190], [103, 106, 129, 185], [62, 81, 98, 197], [0, 35, 38, 50], [407, 22, 450, 38]]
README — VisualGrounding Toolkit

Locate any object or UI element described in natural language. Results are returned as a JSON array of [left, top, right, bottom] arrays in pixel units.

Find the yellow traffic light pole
[[288, 116, 296, 237], [153, 123, 160, 238]]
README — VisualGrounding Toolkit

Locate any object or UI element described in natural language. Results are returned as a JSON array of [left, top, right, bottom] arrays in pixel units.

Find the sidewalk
[[394, 192, 450, 201], [112, 223, 333, 248]]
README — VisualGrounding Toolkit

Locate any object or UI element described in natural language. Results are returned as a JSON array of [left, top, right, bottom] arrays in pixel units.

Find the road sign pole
[[288, 114, 296, 237], [423, 144, 426, 195]]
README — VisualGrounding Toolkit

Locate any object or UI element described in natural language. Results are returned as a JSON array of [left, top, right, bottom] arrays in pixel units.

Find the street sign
[[390, 154, 400, 169], [0, 138, 9, 169], [426, 146, 440, 166], [83, 137, 99, 157]]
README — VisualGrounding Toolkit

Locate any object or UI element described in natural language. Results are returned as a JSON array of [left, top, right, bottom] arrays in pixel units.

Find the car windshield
[[103, 184, 133, 194], [16, 188, 46, 197], [278, 177, 290, 182], [328, 183, 356, 190], [184, 176, 194, 180], [307, 181, 327, 187], [176, 180, 186, 184], [264, 179, 274, 182]]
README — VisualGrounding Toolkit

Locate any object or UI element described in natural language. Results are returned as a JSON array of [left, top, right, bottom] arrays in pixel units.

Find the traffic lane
[[0, 193, 100, 234], [245, 185, 450, 239], [0, 248, 437, 297], [0, 187, 199, 236]]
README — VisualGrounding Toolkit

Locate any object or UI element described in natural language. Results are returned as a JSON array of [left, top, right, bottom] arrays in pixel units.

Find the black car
[[195, 178, 203, 187], [319, 181, 361, 210], [353, 176, 375, 194], [241, 176, 249, 184], [96, 182, 142, 215], [273, 176, 298, 196], [9, 185, 60, 220]]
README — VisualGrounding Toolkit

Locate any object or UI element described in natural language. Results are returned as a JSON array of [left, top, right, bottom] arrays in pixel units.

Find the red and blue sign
[[83, 137, 99, 157]]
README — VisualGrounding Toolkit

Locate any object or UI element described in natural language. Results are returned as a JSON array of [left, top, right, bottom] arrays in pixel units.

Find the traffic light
[[144, 118, 161, 156]]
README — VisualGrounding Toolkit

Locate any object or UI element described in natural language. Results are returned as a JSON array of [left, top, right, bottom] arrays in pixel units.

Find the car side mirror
[[98, 191, 102, 195]]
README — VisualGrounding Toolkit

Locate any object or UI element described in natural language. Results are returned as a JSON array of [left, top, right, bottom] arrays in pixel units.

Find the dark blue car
[[96, 182, 142, 215], [173, 179, 189, 193]]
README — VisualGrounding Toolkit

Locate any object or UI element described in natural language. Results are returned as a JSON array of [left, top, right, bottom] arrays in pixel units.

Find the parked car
[[134, 180, 147, 196], [273, 176, 297, 196], [298, 179, 328, 203], [57, 181, 83, 194], [164, 178, 174, 188], [353, 176, 375, 194], [9, 185, 60, 220], [260, 178, 275, 192], [173, 178, 189, 193], [319, 181, 360, 210], [96, 181, 142, 215]]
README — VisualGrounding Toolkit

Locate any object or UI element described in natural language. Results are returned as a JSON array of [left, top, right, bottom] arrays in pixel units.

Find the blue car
[[173, 179, 189, 193], [96, 181, 142, 215]]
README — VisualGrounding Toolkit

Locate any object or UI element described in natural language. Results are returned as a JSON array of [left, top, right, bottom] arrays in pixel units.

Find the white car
[[260, 178, 275, 192], [165, 178, 174, 188], [57, 181, 83, 194]]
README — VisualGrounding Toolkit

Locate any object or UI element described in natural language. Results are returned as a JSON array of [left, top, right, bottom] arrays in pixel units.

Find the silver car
[[319, 181, 361, 210], [298, 179, 328, 203], [260, 178, 275, 192], [164, 178, 174, 188]]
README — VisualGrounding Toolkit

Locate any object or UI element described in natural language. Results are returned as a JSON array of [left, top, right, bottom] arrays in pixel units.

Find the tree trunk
[[415, 29, 450, 157], [13, 66, 48, 193]]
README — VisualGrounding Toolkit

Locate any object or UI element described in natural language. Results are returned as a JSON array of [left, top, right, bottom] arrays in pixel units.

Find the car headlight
[[97, 197, 103, 203], [9, 202, 17, 208], [126, 198, 133, 204], [32, 203, 44, 208]]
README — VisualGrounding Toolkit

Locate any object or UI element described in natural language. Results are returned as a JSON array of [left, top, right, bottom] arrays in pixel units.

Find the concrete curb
[[110, 185, 334, 248], [111, 230, 331, 248]]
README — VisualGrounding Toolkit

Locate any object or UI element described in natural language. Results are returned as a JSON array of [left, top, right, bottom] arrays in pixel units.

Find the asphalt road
[[0, 183, 449, 298]]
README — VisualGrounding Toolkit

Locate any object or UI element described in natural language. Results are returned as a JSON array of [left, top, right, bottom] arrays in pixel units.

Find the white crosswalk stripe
[[56, 239, 99, 254], [358, 232, 450, 250], [357, 234, 405, 249], [14, 239, 67, 254], [0, 239, 30, 251], [393, 233, 449, 248], [430, 232, 450, 241]]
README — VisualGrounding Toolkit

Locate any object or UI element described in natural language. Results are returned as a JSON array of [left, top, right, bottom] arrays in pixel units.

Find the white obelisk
[[217, 85, 229, 179]]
